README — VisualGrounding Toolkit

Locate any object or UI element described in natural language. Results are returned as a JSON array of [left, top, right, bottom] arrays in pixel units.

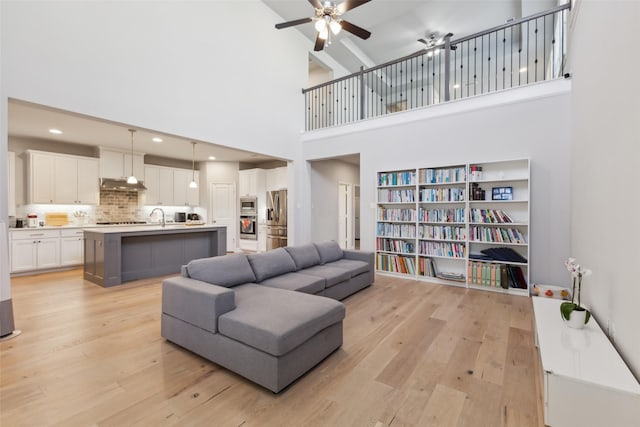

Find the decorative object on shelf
[[560, 258, 592, 329], [126, 129, 138, 185], [491, 186, 513, 200]]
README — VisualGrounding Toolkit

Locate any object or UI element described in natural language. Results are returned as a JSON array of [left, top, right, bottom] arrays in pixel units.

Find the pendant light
[[126, 129, 138, 184], [189, 141, 198, 189]]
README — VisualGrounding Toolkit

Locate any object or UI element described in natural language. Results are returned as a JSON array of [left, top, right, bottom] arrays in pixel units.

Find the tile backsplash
[[96, 189, 142, 222]]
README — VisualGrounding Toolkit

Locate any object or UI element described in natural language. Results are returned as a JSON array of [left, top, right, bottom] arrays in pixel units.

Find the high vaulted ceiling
[[263, 0, 557, 75]]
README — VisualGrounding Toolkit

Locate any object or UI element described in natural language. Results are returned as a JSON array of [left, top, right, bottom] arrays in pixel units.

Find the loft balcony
[[302, 4, 570, 132]]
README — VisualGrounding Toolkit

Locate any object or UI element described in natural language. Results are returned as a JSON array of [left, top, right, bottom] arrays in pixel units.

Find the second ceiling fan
[[275, 0, 372, 51]]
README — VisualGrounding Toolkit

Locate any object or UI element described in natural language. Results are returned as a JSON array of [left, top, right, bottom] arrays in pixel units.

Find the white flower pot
[[566, 309, 588, 329]]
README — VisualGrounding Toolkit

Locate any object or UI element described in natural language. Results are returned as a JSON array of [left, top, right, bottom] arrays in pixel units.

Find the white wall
[[1, 0, 310, 160], [568, 0, 640, 378], [301, 80, 572, 286], [309, 159, 360, 243]]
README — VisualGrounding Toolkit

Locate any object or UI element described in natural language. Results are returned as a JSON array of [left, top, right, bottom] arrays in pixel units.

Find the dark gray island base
[[84, 225, 227, 287]]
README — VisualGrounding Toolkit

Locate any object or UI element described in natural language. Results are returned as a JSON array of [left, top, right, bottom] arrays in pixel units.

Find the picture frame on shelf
[[492, 186, 513, 200]]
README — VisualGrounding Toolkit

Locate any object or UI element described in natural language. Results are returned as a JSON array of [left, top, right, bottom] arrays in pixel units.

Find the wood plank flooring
[[0, 269, 543, 426]]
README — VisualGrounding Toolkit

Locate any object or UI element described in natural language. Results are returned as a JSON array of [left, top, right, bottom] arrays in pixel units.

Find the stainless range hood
[[100, 178, 147, 191]]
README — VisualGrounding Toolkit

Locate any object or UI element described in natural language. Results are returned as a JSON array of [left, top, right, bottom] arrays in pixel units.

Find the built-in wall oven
[[240, 197, 257, 240]]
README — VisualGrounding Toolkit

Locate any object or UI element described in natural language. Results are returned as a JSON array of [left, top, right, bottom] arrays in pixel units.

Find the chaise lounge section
[[161, 241, 374, 392]]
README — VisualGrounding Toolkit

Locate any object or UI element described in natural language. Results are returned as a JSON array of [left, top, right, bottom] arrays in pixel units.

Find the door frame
[[209, 182, 237, 252], [337, 181, 355, 250]]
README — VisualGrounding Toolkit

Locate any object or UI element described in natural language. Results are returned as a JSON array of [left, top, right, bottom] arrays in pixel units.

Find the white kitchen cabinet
[[266, 167, 287, 191], [60, 229, 84, 266], [239, 169, 266, 197], [30, 152, 56, 203], [8, 151, 16, 217], [257, 223, 267, 252], [76, 157, 100, 204], [99, 148, 144, 180], [10, 229, 61, 273], [28, 151, 99, 205], [533, 297, 640, 427], [144, 165, 197, 206]]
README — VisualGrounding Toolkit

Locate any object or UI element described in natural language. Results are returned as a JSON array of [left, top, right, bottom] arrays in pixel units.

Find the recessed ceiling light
[[453, 84, 460, 89], [49, 128, 63, 135], [152, 137, 163, 143], [519, 67, 527, 73], [208, 156, 216, 160]]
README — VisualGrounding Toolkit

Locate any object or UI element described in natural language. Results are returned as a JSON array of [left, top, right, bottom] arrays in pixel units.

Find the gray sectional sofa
[[161, 241, 374, 392]]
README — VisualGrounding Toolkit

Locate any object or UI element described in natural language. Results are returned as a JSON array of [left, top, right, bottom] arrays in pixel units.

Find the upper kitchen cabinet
[[28, 151, 99, 205], [266, 167, 287, 191], [238, 169, 266, 197], [144, 165, 198, 206], [8, 151, 16, 217], [173, 168, 199, 206], [99, 147, 144, 180]]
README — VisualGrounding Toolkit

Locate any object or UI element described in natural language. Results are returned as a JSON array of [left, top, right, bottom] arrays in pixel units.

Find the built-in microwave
[[240, 197, 257, 215]]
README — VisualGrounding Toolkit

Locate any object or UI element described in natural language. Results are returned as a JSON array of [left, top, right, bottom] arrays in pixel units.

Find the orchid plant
[[560, 258, 592, 324]]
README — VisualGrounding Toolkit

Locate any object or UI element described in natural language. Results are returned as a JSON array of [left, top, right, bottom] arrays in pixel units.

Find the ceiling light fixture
[[189, 142, 198, 189], [126, 129, 138, 185], [152, 137, 163, 143], [49, 128, 63, 134], [208, 156, 216, 161]]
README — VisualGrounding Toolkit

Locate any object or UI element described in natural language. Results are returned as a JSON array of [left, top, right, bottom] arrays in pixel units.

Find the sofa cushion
[[259, 272, 325, 295], [247, 248, 297, 282], [327, 259, 370, 277], [300, 264, 351, 288], [314, 241, 344, 264], [218, 284, 345, 356], [185, 253, 256, 287], [284, 244, 321, 270]]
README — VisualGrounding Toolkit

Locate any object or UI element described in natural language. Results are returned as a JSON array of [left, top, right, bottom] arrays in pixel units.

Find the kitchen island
[[83, 225, 227, 287]]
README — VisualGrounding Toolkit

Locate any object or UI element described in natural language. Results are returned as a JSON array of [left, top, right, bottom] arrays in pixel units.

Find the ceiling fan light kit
[[275, 0, 371, 52]]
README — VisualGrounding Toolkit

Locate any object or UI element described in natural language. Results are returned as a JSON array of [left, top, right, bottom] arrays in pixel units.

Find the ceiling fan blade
[[337, 0, 372, 14], [314, 33, 325, 51], [275, 17, 313, 29], [308, 0, 323, 8], [339, 20, 371, 40]]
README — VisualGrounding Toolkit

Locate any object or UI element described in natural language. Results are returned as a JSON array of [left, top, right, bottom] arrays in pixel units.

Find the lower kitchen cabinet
[[10, 228, 85, 273], [10, 229, 61, 273], [60, 229, 85, 266]]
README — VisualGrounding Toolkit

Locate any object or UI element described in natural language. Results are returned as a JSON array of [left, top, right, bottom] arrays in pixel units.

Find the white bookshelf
[[375, 159, 530, 295]]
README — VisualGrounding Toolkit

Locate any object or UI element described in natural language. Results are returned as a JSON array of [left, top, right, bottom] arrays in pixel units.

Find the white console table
[[532, 297, 640, 427]]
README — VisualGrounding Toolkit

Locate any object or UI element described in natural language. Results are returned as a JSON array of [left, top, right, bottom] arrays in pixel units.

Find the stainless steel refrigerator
[[266, 189, 287, 250]]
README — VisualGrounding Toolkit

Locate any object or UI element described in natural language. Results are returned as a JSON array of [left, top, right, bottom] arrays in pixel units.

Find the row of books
[[377, 207, 417, 222], [376, 238, 415, 254], [418, 208, 465, 223], [419, 188, 465, 202], [467, 261, 527, 289], [469, 226, 527, 244], [419, 167, 466, 184], [376, 253, 416, 275], [378, 171, 416, 187], [418, 257, 437, 277], [376, 223, 416, 238], [468, 208, 514, 223], [378, 189, 416, 203], [418, 241, 466, 258], [418, 225, 466, 241]]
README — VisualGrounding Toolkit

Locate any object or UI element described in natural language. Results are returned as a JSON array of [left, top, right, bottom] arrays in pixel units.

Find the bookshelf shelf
[[375, 159, 530, 295]]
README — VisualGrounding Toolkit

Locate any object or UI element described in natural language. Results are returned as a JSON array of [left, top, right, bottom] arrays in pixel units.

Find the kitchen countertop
[[9, 223, 193, 231], [83, 224, 223, 234]]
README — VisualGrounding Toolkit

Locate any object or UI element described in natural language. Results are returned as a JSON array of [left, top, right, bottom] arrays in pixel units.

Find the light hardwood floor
[[1, 269, 543, 426]]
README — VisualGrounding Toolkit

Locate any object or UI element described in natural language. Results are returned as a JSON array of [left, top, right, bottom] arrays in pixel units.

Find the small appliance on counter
[[174, 212, 186, 223], [27, 213, 39, 228], [187, 213, 201, 221], [15, 218, 24, 228]]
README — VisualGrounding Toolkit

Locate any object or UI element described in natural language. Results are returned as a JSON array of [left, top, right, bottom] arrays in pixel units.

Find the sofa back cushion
[[186, 253, 256, 287], [284, 244, 321, 271], [247, 248, 297, 282], [314, 241, 344, 264]]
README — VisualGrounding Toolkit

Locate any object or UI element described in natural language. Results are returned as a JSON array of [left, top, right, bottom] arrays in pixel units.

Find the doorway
[[210, 183, 236, 252]]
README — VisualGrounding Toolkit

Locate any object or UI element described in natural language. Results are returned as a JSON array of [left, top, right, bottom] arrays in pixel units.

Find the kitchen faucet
[[150, 207, 165, 228]]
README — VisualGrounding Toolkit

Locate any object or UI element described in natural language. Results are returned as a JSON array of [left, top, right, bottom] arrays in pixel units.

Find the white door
[[338, 182, 354, 249], [36, 238, 60, 269], [210, 183, 237, 252]]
